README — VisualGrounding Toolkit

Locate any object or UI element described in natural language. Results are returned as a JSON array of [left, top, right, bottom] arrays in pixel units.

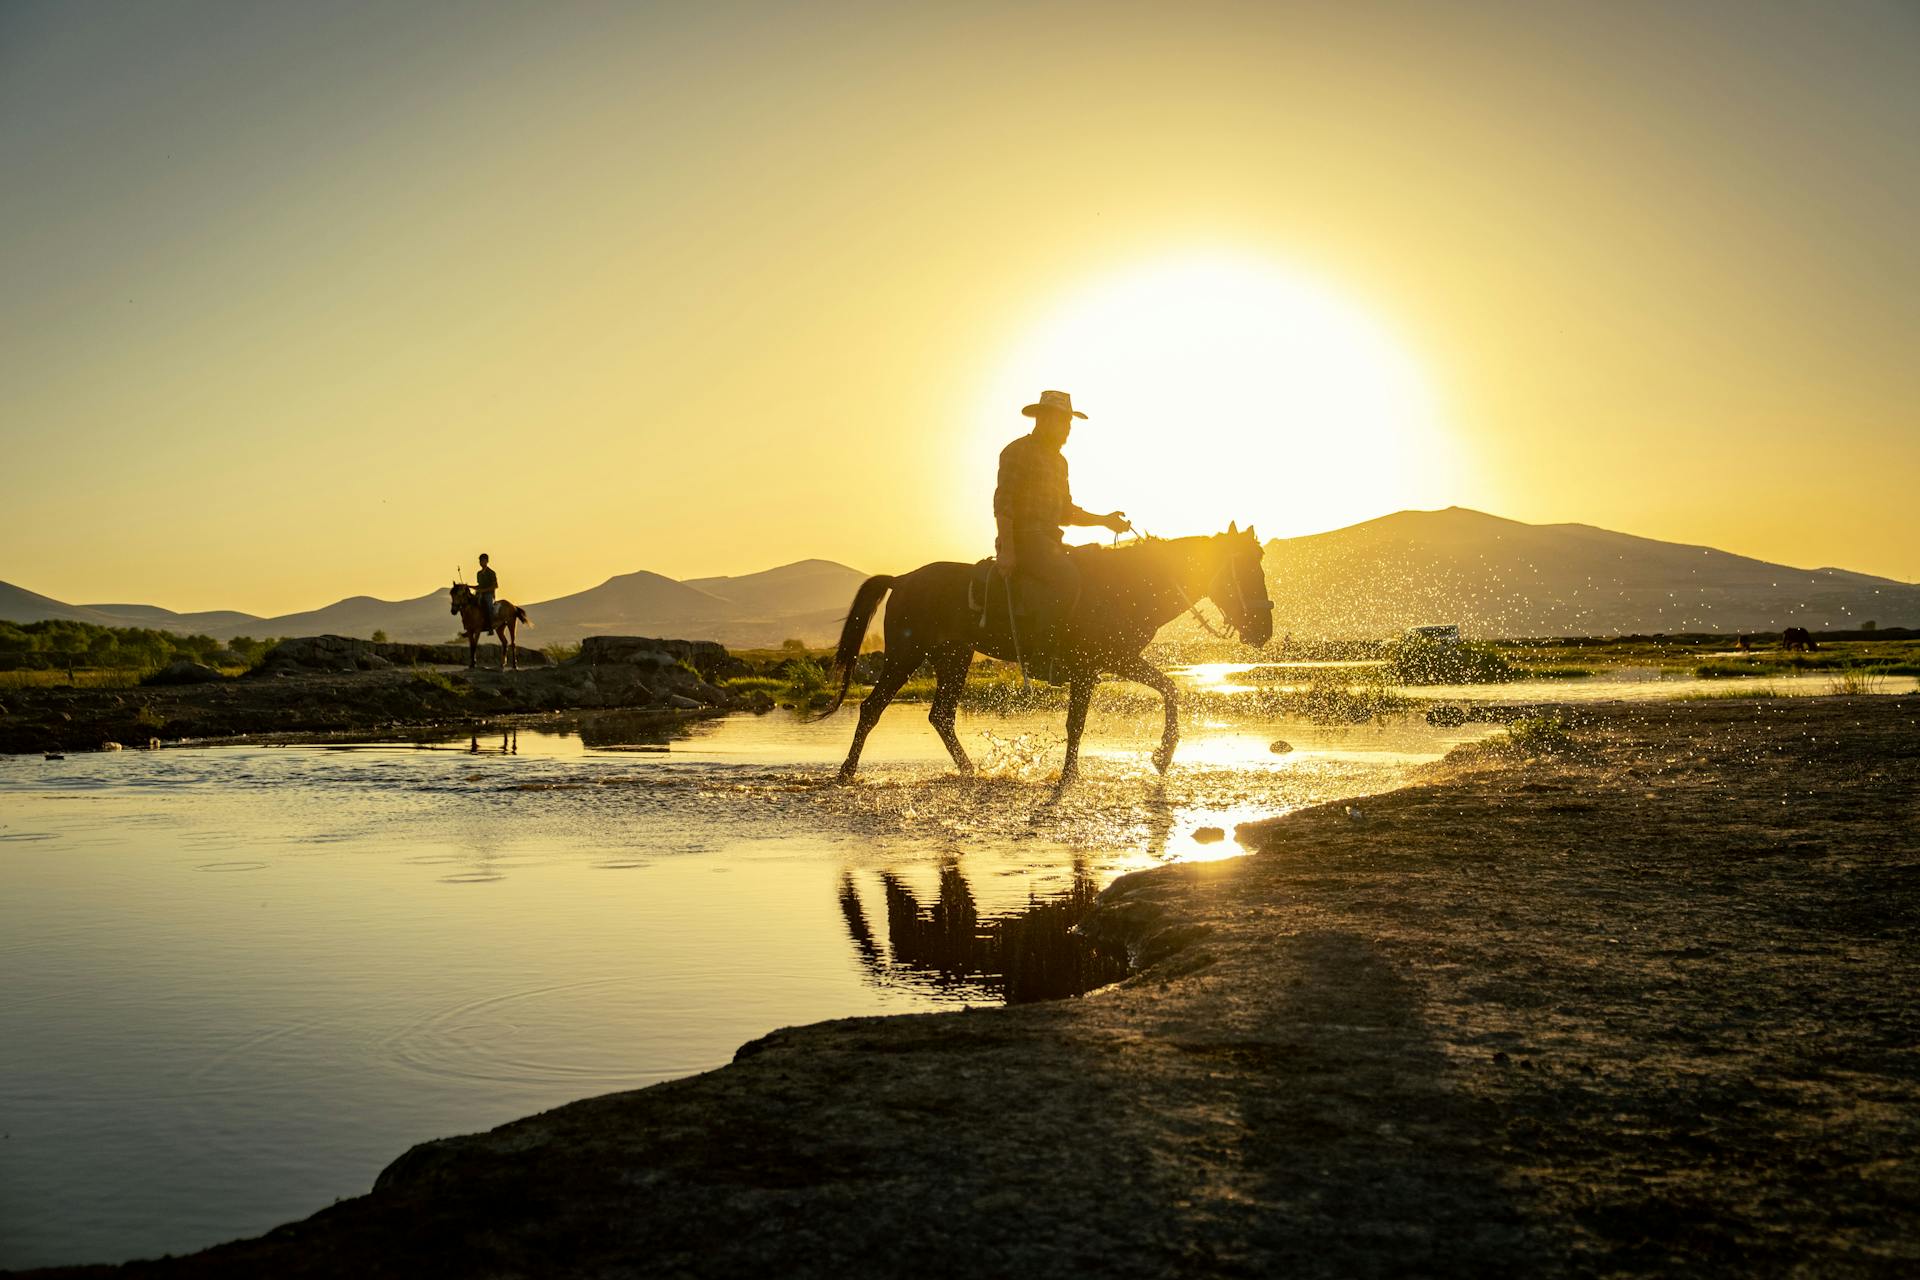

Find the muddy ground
[[16, 697, 1918, 1278]]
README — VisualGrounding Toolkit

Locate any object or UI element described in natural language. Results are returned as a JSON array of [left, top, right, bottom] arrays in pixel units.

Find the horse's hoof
[[1151, 749, 1173, 774]]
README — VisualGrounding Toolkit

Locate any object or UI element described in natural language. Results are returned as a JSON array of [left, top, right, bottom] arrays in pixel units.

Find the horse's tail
[[816, 575, 894, 719], [515, 606, 530, 626]]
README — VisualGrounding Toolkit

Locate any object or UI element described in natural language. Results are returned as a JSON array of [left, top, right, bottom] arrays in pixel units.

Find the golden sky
[[3, 1, 1916, 614]]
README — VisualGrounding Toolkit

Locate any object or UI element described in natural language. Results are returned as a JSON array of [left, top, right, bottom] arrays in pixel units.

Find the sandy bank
[[19, 698, 1918, 1278]]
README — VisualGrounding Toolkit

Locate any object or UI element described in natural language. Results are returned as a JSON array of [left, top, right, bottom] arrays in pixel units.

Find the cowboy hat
[[1021, 389, 1088, 420]]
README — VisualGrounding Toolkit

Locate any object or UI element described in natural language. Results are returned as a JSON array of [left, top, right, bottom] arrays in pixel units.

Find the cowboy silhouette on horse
[[824, 388, 1275, 782], [994, 389, 1130, 671]]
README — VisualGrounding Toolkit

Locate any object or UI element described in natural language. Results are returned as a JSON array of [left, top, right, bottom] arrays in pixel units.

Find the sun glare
[[984, 253, 1458, 542]]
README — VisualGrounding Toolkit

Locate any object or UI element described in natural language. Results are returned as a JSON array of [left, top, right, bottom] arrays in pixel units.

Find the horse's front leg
[[1115, 653, 1179, 774], [1060, 672, 1096, 783]]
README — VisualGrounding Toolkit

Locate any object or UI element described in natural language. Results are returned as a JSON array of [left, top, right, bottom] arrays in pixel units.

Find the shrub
[[1499, 714, 1576, 756], [1826, 665, 1889, 696], [1384, 635, 1513, 684], [784, 659, 828, 703]]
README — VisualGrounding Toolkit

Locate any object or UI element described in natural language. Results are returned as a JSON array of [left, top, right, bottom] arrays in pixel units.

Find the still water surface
[[0, 703, 1481, 1267]]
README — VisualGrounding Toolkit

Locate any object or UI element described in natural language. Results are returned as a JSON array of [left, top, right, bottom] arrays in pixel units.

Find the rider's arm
[[1063, 505, 1129, 532]]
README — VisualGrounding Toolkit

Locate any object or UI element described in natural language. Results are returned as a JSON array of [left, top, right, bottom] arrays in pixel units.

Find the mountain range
[[4, 511, 1916, 643], [1261, 508, 1918, 636], [0, 560, 872, 649]]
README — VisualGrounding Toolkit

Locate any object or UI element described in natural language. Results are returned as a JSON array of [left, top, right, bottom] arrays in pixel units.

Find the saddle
[[967, 557, 1082, 684], [967, 558, 1013, 626]]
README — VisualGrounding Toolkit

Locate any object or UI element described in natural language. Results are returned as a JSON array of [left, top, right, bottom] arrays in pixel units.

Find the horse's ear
[[1227, 520, 1238, 535], [1247, 525, 1258, 541]]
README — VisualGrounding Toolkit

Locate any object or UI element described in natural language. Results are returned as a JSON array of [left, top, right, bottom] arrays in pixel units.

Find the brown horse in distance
[[449, 582, 530, 670], [821, 526, 1275, 782]]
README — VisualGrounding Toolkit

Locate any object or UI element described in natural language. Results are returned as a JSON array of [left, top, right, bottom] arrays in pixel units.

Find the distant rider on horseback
[[475, 554, 499, 619], [994, 390, 1128, 661]]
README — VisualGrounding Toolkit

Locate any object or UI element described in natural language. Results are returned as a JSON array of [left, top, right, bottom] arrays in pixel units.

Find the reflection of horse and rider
[[448, 552, 531, 670], [825, 388, 1276, 781]]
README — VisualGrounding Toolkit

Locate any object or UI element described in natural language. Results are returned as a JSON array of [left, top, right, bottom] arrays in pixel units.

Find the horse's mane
[[1077, 533, 1218, 567], [1086, 533, 1214, 553]]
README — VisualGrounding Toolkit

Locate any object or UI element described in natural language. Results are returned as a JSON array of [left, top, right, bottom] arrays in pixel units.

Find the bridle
[[1119, 524, 1269, 640]]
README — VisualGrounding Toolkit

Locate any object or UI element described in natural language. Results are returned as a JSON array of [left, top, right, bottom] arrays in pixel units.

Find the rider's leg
[[1016, 541, 1079, 674]]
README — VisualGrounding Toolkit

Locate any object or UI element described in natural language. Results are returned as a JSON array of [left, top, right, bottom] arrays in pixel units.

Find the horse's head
[[1209, 522, 1274, 647], [449, 582, 473, 615]]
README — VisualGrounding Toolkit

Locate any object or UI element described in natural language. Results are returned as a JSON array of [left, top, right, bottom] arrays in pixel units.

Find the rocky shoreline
[[0, 635, 767, 755], [15, 696, 1916, 1278]]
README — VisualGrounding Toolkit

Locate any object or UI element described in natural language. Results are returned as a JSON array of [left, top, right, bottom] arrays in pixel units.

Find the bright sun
[[983, 252, 1460, 542]]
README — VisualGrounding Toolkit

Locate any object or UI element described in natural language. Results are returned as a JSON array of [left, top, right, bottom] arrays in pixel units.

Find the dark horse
[[822, 525, 1274, 781], [448, 582, 530, 670]]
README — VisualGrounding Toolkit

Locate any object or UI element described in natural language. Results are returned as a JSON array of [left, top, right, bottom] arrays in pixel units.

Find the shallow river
[[2, 701, 1483, 1267]]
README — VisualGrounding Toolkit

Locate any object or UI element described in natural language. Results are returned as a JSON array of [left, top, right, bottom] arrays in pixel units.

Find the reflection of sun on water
[[984, 251, 1458, 540]]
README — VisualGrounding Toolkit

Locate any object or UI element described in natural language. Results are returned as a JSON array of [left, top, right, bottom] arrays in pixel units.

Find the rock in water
[[1192, 826, 1226, 844], [1268, 740, 1293, 754]]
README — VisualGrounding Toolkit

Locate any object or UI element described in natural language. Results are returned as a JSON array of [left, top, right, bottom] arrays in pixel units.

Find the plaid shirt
[[994, 433, 1075, 535]]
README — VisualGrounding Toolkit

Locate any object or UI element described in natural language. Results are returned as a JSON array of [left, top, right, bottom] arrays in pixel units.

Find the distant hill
[[528, 571, 738, 640], [0, 581, 127, 627], [235, 591, 451, 644], [0, 559, 873, 647], [1263, 508, 1920, 637], [79, 603, 265, 633], [685, 560, 870, 617]]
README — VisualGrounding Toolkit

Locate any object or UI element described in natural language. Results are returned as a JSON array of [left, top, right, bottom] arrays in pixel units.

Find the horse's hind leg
[[838, 649, 920, 781], [927, 645, 974, 775]]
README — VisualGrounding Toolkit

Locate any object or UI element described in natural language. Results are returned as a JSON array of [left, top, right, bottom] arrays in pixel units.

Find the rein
[[1116, 523, 1238, 640]]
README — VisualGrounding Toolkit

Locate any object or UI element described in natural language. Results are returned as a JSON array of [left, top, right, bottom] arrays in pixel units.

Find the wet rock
[[1426, 705, 1469, 727], [665, 693, 703, 710], [1268, 739, 1293, 753], [1191, 826, 1226, 844], [99, 740, 123, 751], [145, 659, 224, 686], [261, 635, 370, 672], [581, 636, 728, 680]]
